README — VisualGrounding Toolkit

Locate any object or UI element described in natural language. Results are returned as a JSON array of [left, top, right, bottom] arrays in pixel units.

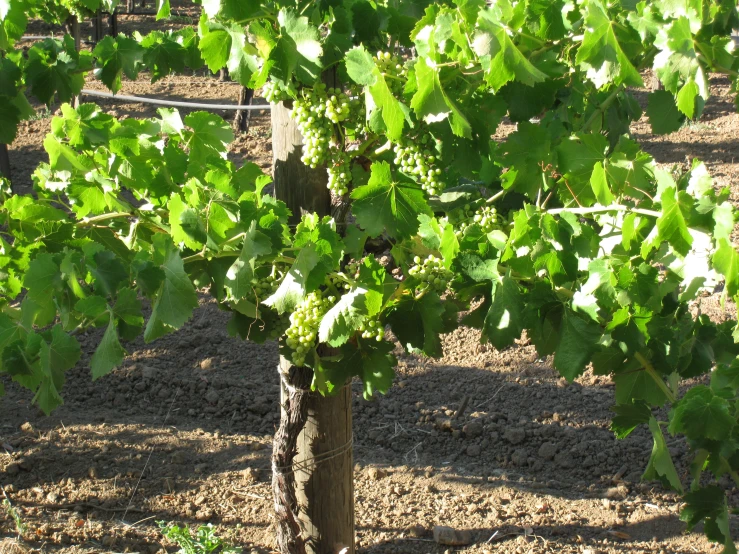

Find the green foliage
[[2, 498, 27, 537], [158, 522, 241, 554], [2, 0, 739, 550]]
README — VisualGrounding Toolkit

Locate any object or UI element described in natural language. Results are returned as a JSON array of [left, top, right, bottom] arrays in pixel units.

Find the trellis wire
[[80, 88, 271, 111]]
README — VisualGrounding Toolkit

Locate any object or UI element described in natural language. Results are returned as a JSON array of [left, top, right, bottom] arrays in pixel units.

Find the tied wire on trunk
[[271, 364, 353, 554]]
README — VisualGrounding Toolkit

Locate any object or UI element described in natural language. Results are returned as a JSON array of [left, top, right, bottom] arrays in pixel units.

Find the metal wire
[[80, 88, 271, 111]]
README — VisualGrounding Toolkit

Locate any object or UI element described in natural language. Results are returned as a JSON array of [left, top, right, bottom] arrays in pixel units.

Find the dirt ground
[[2, 11, 739, 554]]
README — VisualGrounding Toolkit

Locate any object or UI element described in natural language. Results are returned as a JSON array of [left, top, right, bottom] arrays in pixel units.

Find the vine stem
[[486, 189, 507, 204], [581, 85, 624, 132], [635, 352, 677, 404], [546, 204, 660, 218], [78, 212, 133, 226]]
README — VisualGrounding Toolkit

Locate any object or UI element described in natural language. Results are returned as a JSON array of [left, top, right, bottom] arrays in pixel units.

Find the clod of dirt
[[537, 441, 558, 459], [367, 467, 387, 480], [242, 467, 261, 483], [20, 422, 34, 433], [5, 462, 20, 475], [504, 427, 526, 444], [606, 485, 629, 500], [466, 444, 481, 457], [406, 524, 426, 538], [200, 358, 214, 370], [141, 365, 158, 380], [463, 419, 483, 439], [205, 389, 220, 404], [435, 417, 452, 431], [433, 525, 473, 546]]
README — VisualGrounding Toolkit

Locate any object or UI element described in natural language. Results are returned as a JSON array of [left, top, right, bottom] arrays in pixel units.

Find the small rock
[[243, 468, 260, 483], [463, 420, 484, 439], [88, 466, 100, 479], [188, 409, 197, 416], [504, 427, 526, 445], [249, 441, 265, 451], [466, 444, 481, 457], [46, 491, 60, 503], [367, 467, 387, 481], [433, 525, 473, 546], [537, 442, 557, 460], [200, 358, 214, 370], [194, 464, 208, 474], [5, 462, 20, 475], [1, 442, 14, 453], [194, 495, 207, 506], [20, 422, 34, 434], [102, 535, 115, 547]]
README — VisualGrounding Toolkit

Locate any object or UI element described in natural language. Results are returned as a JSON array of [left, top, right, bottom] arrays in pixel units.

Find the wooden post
[[109, 9, 118, 37], [271, 101, 332, 221], [233, 87, 255, 133], [270, 100, 355, 554], [0, 144, 11, 184], [67, 16, 81, 108], [92, 9, 103, 44]]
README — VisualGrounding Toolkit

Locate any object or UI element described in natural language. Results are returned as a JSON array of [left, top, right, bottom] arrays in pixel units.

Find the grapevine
[[2, 0, 739, 551]]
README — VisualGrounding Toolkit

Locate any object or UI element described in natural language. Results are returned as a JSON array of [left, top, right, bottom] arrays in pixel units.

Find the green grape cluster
[[408, 255, 453, 294], [293, 86, 334, 168], [373, 51, 405, 95], [358, 316, 384, 341], [455, 204, 500, 238], [324, 89, 353, 124], [285, 291, 335, 367], [327, 149, 351, 196], [393, 133, 445, 195], [473, 205, 499, 233], [249, 265, 283, 302], [262, 80, 296, 104]]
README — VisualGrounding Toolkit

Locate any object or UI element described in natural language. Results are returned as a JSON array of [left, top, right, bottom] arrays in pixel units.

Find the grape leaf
[[553, 311, 601, 381], [91, 313, 126, 380], [350, 162, 431, 239], [264, 245, 320, 313], [646, 89, 684, 134], [143, 239, 199, 342], [483, 273, 523, 349], [387, 292, 445, 357], [474, 8, 547, 91], [669, 385, 735, 441], [184, 112, 233, 168], [712, 238, 739, 297], [93, 36, 144, 93], [681, 486, 735, 554], [575, 0, 643, 88], [657, 187, 693, 257], [644, 416, 684, 493], [320, 340, 396, 399], [611, 401, 652, 439]]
